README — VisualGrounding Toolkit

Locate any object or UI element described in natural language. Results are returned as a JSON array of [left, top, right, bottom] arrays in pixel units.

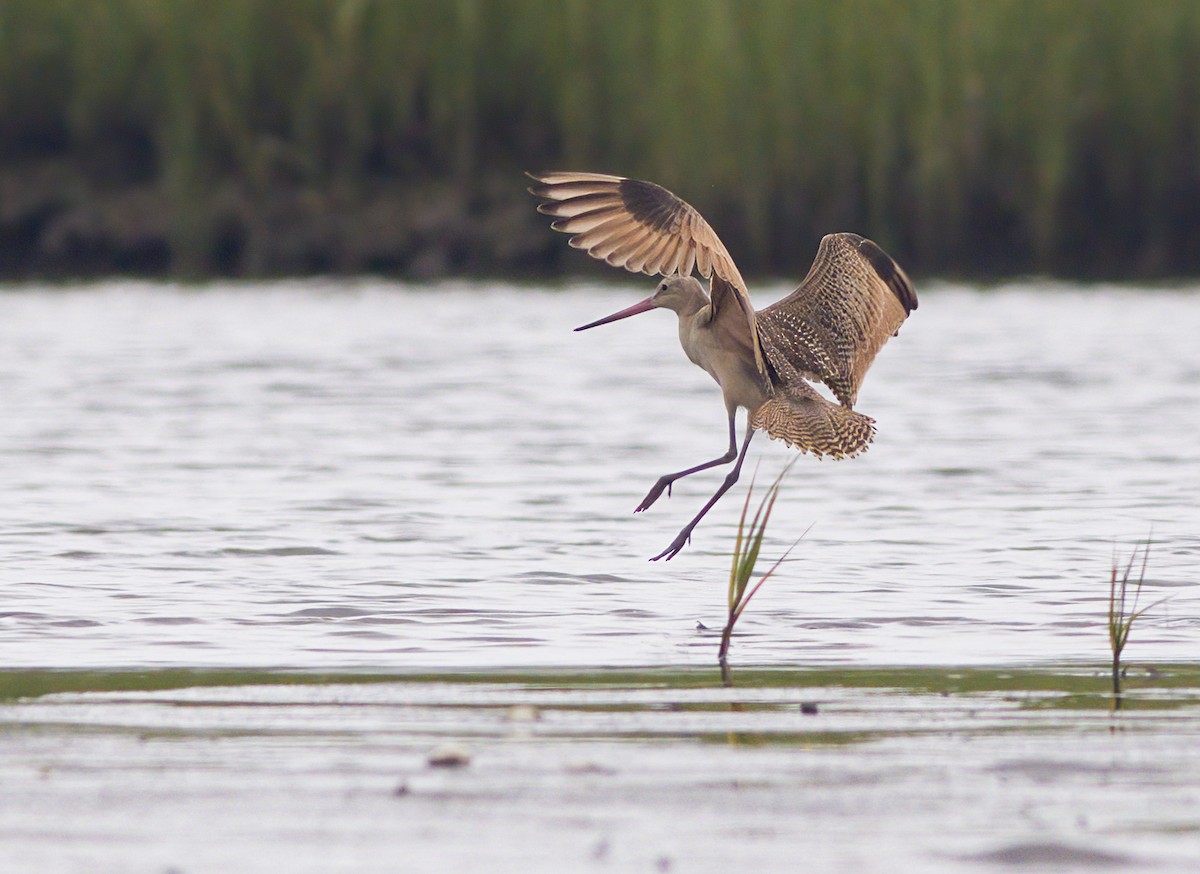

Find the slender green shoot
[[719, 461, 806, 668], [1107, 538, 1161, 703]]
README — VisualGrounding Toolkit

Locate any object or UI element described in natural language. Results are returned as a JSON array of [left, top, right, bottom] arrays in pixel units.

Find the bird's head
[[574, 275, 706, 331]]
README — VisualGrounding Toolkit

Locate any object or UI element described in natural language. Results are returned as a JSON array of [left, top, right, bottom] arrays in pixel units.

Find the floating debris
[[565, 761, 618, 777], [505, 704, 540, 723]]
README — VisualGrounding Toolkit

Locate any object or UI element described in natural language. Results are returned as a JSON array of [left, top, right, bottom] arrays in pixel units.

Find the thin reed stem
[[1107, 538, 1159, 705], [719, 461, 804, 668]]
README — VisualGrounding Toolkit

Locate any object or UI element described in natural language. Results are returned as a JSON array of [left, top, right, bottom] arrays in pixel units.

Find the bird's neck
[[671, 295, 711, 325], [674, 304, 713, 368]]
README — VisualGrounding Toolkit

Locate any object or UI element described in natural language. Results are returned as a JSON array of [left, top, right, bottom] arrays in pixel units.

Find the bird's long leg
[[651, 425, 756, 562], [635, 413, 739, 514]]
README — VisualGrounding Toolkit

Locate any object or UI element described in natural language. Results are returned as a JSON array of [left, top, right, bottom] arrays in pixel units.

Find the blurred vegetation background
[[2, 0, 1199, 280]]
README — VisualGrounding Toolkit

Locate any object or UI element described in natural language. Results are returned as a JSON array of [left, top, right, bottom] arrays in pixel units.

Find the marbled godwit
[[528, 172, 917, 560]]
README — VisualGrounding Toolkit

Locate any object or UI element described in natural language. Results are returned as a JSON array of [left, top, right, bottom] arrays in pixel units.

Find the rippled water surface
[[2, 280, 1198, 668]]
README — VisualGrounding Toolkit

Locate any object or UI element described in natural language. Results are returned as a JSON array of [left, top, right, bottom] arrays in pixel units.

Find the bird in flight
[[528, 171, 917, 560]]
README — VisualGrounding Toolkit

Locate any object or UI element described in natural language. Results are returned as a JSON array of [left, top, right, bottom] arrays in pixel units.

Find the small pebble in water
[[426, 744, 472, 768]]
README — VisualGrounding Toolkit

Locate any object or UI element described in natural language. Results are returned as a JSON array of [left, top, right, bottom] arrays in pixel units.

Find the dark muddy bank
[[0, 160, 560, 280]]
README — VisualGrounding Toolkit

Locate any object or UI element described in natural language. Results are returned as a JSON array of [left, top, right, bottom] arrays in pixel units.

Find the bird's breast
[[678, 317, 770, 412]]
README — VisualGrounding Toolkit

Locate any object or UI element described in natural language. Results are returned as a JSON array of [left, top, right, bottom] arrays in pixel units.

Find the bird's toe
[[650, 531, 691, 561], [635, 481, 670, 513]]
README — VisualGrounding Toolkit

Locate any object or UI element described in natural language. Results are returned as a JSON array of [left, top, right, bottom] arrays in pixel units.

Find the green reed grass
[[1108, 539, 1161, 702], [719, 463, 805, 669], [2, 0, 1200, 275]]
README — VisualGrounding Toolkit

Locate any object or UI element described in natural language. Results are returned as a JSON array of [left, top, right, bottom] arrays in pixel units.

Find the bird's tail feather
[[750, 385, 875, 459]]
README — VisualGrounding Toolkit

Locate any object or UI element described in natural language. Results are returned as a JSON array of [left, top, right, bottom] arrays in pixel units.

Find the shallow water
[[1, 279, 1198, 668]]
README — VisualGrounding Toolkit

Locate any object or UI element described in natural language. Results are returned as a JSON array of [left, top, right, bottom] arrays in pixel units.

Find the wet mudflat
[[2, 666, 1199, 873]]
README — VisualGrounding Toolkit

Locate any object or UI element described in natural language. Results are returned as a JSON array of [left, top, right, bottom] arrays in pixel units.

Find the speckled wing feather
[[755, 233, 917, 407], [749, 380, 876, 458], [527, 171, 764, 373]]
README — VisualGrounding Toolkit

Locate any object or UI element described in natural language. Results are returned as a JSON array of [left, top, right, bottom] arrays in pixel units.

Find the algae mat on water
[[1, 665, 1198, 872]]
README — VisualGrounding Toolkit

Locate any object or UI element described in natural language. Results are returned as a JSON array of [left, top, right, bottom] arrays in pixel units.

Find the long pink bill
[[574, 296, 657, 331]]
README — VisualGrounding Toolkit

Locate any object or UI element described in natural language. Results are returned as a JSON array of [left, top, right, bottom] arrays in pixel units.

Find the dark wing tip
[[616, 177, 681, 234], [855, 236, 918, 313]]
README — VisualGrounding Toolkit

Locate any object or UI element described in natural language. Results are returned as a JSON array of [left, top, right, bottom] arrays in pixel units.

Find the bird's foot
[[650, 527, 693, 561], [634, 478, 673, 513]]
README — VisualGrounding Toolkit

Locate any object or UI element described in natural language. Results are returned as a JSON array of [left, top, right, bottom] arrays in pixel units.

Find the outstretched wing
[[528, 171, 744, 283], [756, 233, 917, 407], [528, 171, 764, 373]]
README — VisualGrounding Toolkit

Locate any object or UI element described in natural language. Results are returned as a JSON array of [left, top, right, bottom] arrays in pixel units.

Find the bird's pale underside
[[528, 171, 917, 560]]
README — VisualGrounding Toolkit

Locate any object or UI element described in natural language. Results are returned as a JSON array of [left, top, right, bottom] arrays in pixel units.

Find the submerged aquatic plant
[[1107, 538, 1159, 701], [719, 462, 806, 669]]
